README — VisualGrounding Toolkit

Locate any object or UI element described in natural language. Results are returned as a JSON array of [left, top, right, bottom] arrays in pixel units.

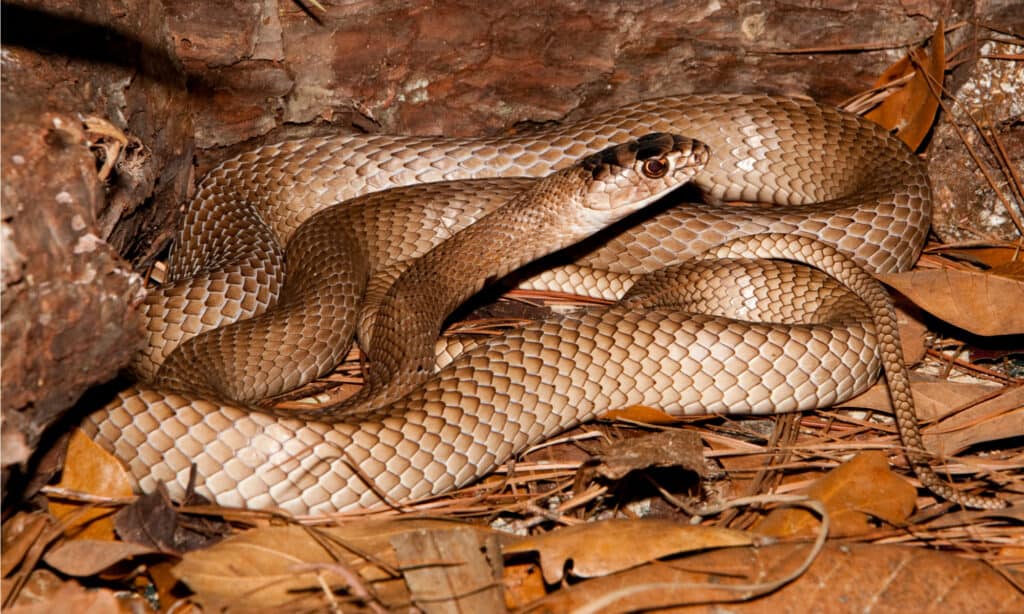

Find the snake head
[[575, 133, 709, 228]]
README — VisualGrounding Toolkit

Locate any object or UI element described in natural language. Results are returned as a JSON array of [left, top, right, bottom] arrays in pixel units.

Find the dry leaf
[[600, 405, 682, 424], [42, 539, 160, 577], [592, 429, 707, 480], [390, 526, 504, 612], [840, 379, 1001, 417], [937, 245, 1024, 271], [895, 306, 928, 365], [3, 577, 123, 614], [47, 430, 134, 541], [503, 519, 756, 584], [990, 260, 1024, 280], [1, 512, 51, 576], [147, 560, 189, 614], [839, 378, 999, 417], [839, 380, 1020, 456], [865, 20, 944, 148], [525, 542, 1024, 612], [113, 484, 228, 553], [173, 520, 489, 610], [503, 560, 546, 610], [754, 452, 916, 539], [4, 569, 65, 611], [919, 386, 1024, 456], [878, 269, 1024, 336]]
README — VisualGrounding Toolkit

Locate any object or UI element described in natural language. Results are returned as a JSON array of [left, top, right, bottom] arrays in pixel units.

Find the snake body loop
[[82, 95, 1006, 513]]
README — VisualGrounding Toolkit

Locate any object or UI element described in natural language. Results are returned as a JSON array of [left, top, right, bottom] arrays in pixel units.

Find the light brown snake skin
[[82, 94, 1007, 513]]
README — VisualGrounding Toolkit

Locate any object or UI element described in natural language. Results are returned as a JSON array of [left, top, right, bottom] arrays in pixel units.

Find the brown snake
[[82, 94, 1007, 513]]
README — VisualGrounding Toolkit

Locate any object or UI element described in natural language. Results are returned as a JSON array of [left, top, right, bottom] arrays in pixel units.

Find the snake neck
[[347, 170, 592, 408]]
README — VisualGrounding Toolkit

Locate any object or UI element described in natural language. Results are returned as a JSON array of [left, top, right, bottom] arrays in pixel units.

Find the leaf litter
[[7, 20, 1024, 614]]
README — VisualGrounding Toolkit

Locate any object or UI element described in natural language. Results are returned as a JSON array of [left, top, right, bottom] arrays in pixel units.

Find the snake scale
[[82, 94, 1006, 513]]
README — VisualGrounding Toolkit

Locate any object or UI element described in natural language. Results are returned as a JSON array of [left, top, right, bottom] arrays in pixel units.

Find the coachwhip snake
[[82, 94, 1005, 513]]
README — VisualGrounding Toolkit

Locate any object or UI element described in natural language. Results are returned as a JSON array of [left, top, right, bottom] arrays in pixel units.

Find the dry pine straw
[[13, 243, 1020, 613], [262, 287, 1022, 567]]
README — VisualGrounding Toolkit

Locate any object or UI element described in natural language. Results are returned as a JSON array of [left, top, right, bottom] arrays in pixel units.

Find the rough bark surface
[[0, 2, 192, 494], [0, 0, 1016, 500], [176, 0, 951, 163], [0, 110, 145, 476]]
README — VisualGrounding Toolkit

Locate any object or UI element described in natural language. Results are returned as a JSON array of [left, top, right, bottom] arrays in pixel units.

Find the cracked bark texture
[[0, 0, 1015, 501]]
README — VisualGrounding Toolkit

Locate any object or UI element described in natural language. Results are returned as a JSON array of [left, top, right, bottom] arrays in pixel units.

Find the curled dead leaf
[[113, 484, 228, 553], [503, 519, 756, 584], [4, 571, 123, 614], [524, 542, 1024, 613], [937, 245, 1024, 272], [47, 430, 134, 541], [840, 380, 1021, 456], [42, 539, 160, 577], [391, 526, 504, 612], [865, 20, 945, 149], [895, 306, 928, 365], [600, 404, 682, 424], [592, 429, 707, 481], [173, 520, 489, 610], [754, 452, 916, 539], [878, 269, 1024, 336], [1, 513, 51, 577]]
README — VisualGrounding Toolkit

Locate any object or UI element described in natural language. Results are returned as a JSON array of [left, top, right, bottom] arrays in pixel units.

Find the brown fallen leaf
[[390, 526, 504, 613], [42, 539, 161, 577], [840, 378, 1001, 417], [600, 404, 683, 424], [990, 260, 1024, 280], [754, 452, 916, 539], [895, 305, 928, 365], [114, 483, 228, 553], [4, 573, 124, 614], [522, 542, 1024, 613], [173, 519, 491, 611], [147, 560, 190, 614], [3, 569, 65, 611], [919, 385, 1024, 457], [878, 268, 1024, 336], [839, 380, 1020, 456], [502, 518, 757, 585], [47, 429, 134, 541], [503, 559, 546, 611], [591, 429, 708, 481], [1, 513, 51, 577], [865, 20, 944, 149], [935, 244, 1024, 272]]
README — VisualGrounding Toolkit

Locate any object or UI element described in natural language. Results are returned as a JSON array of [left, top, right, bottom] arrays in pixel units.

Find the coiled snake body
[[83, 94, 1005, 514]]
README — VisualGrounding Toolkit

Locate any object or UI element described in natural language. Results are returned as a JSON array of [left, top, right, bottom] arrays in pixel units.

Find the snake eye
[[642, 157, 668, 178]]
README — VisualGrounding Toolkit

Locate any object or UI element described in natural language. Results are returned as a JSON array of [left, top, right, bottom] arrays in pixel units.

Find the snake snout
[[681, 137, 711, 171]]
